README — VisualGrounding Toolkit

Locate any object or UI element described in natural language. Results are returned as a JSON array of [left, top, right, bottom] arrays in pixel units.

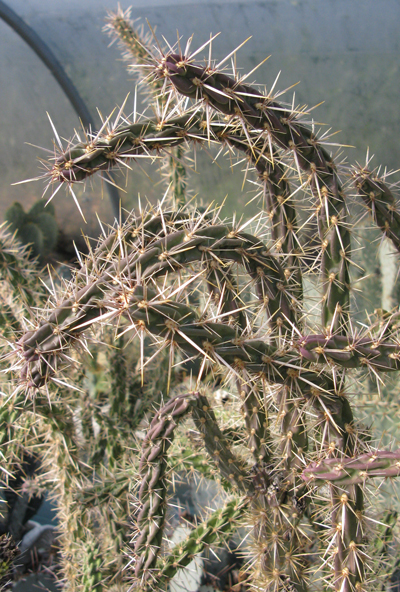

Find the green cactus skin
[[5, 199, 58, 258], [34, 213, 58, 252], [28, 200, 56, 218], [4, 203, 27, 233], [0, 223, 41, 310], [18, 222, 44, 258], [156, 497, 247, 586]]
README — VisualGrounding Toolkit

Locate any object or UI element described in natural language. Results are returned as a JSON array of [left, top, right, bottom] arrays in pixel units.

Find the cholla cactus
[[5, 200, 58, 259], [3, 6, 400, 592]]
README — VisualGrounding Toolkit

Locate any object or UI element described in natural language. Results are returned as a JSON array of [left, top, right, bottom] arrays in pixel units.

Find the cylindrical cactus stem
[[104, 6, 164, 99], [236, 377, 271, 465], [299, 332, 400, 372], [226, 132, 302, 300], [51, 115, 196, 184], [38, 373, 135, 589], [353, 165, 400, 253], [81, 539, 104, 592], [0, 225, 42, 316], [133, 392, 196, 581], [333, 486, 365, 591], [18, 272, 400, 391], [158, 53, 351, 332], [133, 391, 249, 584], [255, 155, 302, 299], [302, 449, 400, 486], [0, 389, 26, 452], [372, 510, 399, 584], [168, 447, 234, 490], [249, 373, 309, 591], [42, 113, 268, 187], [109, 334, 127, 415], [204, 256, 247, 330], [250, 465, 309, 592], [88, 405, 124, 470], [105, 8, 190, 208], [167, 145, 188, 208], [191, 392, 252, 494], [36, 399, 83, 490], [329, 484, 365, 592], [156, 497, 247, 586], [307, 376, 366, 591], [78, 210, 176, 276], [0, 303, 22, 337], [19, 289, 400, 395], [275, 381, 307, 476], [18, 214, 296, 389]]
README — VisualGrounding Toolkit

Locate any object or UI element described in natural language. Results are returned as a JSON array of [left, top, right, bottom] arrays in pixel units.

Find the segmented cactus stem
[[353, 165, 400, 253], [191, 393, 253, 493], [104, 6, 164, 99], [133, 391, 243, 582], [302, 448, 400, 486], [105, 7, 190, 207], [158, 53, 351, 331], [17, 208, 400, 391], [156, 498, 247, 586], [18, 209, 297, 388], [7, 28, 400, 592]]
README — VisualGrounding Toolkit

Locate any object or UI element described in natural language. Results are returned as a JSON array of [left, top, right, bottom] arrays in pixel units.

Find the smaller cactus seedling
[[5, 199, 58, 258]]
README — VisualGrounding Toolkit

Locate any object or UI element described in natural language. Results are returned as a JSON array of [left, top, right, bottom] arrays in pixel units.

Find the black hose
[[0, 0, 122, 219]]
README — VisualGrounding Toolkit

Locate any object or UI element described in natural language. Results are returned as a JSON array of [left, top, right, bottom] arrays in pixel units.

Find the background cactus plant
[[5, 199, 58, 259], [2, 6, 400, 592]]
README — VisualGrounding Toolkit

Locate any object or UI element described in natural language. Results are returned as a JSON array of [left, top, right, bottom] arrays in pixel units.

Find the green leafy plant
[[2, 6, 400, 592]]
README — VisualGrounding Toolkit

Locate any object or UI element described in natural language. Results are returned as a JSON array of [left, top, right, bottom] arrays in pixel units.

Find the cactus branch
[[302, 448, 400, 486], [353, 165, 400, 253], [156, 497, 247, 586], [157, 52, 351, 331]]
